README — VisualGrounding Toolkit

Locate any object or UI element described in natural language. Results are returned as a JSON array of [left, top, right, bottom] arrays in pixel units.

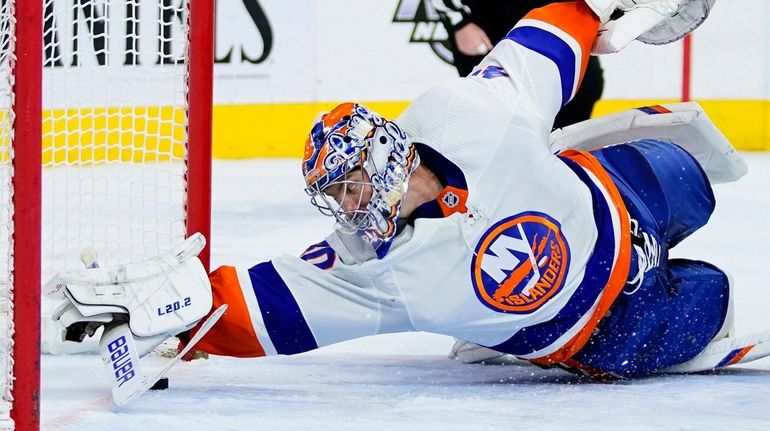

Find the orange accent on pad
[[649, 105, 672, 114], [728, 346, 755, 365], [530, 150, 632, 365], [525, 1, 600, 89], [190, 265, 266, 358]]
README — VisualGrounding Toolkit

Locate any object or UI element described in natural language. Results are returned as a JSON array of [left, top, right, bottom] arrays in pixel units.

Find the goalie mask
[[302, 103, 420, 259]]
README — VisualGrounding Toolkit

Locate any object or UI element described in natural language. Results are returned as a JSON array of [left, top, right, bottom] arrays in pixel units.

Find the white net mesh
[[0, 0, 198, 423], [0, 0, 15, 427], [41, 0, 191, 354]]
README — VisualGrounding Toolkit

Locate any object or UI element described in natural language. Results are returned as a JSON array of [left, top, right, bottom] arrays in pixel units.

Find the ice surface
[[41, 154, 770, 431]]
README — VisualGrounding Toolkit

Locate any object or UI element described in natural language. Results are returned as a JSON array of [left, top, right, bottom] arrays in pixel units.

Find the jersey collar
[[407, 142, 469, 222]]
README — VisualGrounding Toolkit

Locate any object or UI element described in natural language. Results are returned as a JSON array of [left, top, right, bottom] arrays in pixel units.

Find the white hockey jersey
[[201, 2, 632, 365]]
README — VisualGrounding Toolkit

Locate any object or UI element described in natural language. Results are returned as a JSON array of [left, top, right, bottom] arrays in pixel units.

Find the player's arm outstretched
[[463, 0, 714, 129], [47, 236, 415, 359], [186, 254, 416, 358], [45, 234, 416, 403]]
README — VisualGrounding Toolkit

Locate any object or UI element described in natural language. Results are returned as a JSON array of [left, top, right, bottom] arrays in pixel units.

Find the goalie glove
[[636, 0, 716, 45], [586, 0, 717, 54], [45, 232, 213, 357]]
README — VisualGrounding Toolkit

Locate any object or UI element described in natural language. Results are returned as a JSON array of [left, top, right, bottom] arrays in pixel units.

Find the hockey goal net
[[0, 0, 213, 429]]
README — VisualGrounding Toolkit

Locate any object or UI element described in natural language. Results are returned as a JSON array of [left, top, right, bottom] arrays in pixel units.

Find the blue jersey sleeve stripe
[[248, 262, 318, 355], [505, 26, 576, 106]]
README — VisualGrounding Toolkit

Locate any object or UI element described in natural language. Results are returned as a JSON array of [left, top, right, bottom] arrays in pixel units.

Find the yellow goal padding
[[2, 99, 763, 164], [213, 99, 770, 159]]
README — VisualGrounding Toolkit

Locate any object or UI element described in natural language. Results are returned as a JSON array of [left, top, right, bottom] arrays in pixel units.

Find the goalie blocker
[[45, 233, 225, 405]]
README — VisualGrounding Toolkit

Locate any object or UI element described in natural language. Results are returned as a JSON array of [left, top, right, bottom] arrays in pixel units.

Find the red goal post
[[1, 0, 214, 429]]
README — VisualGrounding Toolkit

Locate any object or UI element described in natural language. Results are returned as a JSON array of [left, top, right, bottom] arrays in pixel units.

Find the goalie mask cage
[[0, 0, 214, 429]]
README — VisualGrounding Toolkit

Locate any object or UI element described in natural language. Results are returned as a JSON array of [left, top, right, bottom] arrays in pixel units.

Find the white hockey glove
[[46, 233, 213, 356], [586, 0, 717, 54]]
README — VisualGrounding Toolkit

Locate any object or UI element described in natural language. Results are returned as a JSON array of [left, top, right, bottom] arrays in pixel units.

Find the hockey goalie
[[47, 0, 767, 404]]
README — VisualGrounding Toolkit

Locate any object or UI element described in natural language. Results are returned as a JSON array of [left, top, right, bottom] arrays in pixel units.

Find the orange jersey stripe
[[531, 149, 632, 365], [525, 1, 600, 87], [192, 265, 266, 358]]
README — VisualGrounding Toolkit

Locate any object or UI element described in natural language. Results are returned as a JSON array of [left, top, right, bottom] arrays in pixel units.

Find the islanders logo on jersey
[[470, 212, 570, 314]]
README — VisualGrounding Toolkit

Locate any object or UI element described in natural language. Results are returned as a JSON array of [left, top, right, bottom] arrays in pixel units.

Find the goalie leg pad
[[550, 102, 747, 185]]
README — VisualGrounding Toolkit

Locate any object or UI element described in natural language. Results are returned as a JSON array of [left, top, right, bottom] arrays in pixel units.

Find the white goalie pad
[[45, 232, 213, 338], [549, 102, 747, 184]]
